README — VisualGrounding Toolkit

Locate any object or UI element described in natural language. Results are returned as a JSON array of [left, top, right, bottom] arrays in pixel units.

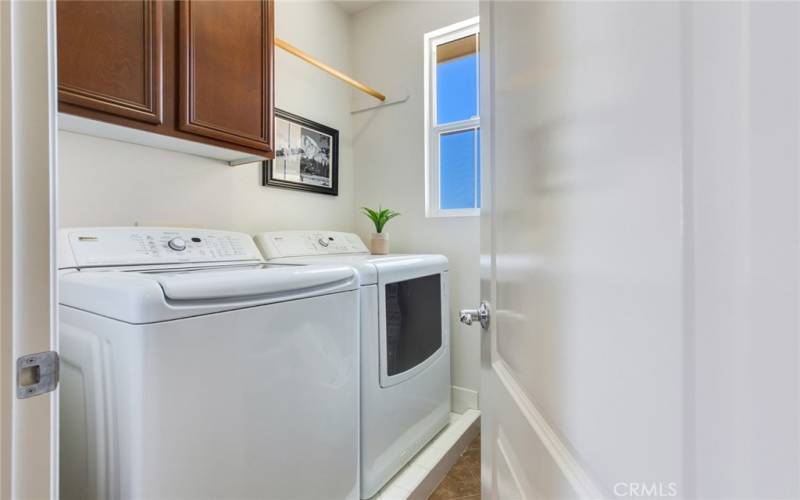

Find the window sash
[[432, 123, 480, 215], [431, 26, 480, 128]]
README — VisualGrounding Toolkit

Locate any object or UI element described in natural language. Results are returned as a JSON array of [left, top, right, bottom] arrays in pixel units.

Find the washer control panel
[[255, 231, 369, 259], [60, 227, 264, 269]]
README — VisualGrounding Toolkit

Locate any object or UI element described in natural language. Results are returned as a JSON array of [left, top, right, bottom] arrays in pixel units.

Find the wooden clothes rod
[[275, 37, 386, 102]]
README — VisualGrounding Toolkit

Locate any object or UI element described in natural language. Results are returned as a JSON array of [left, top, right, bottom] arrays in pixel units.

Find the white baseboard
[[372, 410, 480, 500], [409, 410, 481, 500], [451, 385, 479, 413]]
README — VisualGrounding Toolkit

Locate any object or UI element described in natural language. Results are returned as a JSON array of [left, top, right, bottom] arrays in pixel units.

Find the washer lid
[[59, 264, 358, 324], [155, 265, 355, 300]]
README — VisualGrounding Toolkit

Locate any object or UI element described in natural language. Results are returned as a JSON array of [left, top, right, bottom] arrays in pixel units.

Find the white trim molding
[[493, 360, 603, 499], [1, 0, 59, 498]]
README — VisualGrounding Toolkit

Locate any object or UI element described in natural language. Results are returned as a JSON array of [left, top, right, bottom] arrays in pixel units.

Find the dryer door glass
[[384, 274, 442, 376]]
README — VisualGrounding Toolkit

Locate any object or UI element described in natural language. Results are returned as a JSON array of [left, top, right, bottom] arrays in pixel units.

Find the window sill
[[426, 208, 480, 218]]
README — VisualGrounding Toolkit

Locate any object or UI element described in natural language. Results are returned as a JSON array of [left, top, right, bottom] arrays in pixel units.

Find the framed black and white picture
[[262, 109, 339, 196]]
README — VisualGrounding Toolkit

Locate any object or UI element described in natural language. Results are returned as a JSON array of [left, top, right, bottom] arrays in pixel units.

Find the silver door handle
[[459, 301, 490, 329]]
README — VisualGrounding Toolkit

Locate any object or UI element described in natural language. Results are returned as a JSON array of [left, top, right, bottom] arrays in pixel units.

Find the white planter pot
[[370, 232, 389, 255]]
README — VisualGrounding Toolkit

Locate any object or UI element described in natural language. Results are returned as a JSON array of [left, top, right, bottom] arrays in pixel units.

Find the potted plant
[[361, 206, 400, 255]]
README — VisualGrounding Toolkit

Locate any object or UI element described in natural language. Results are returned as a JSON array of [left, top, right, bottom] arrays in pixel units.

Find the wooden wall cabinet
[[57, 0, 164, 124], [178, 0, 273, 151], [57, 0, 275, 160]]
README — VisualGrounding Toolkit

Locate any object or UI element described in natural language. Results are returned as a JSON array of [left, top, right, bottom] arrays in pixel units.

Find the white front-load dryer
[[255, 231, 451, 498], [58, 227, 360, 500]]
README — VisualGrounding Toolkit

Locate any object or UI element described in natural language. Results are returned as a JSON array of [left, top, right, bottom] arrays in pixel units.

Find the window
[[425, 18, 480, 217]]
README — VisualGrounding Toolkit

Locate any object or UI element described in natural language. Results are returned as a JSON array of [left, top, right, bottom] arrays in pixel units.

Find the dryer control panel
[[255, 231, 369, 259], [59, 227, 264, 269]]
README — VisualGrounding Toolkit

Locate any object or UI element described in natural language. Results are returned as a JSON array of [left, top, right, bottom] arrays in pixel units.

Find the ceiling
[[334, 0, 383, 15]]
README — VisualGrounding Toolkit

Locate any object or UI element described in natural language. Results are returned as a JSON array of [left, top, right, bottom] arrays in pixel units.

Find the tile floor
[[428, 433, 481, 500]]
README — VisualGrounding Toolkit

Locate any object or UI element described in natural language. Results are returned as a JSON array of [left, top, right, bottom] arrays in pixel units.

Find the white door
[[472, 2, 800, 499], [0, 0, 59, 498], [475, 2, 685, 497]]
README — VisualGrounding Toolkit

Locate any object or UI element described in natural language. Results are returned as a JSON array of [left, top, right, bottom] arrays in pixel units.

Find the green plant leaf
[[361, 205, 400, 233], [361, 207, 378, 222]]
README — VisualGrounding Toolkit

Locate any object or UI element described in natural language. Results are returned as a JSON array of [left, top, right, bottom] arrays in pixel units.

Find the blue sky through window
[[441, 130, 477, 209], [437, 51, 480, 210], [437, 54, 478, 124]]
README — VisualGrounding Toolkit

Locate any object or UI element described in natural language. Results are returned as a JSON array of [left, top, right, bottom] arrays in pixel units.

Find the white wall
[[350, 1, 481, 407], [59, 0, 355, 235], [689, 3, 800, 497]]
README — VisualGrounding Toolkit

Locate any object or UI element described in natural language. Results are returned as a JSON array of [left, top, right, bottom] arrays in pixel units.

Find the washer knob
[[168, 237, 187, 251], [318, 238, 329, 247]]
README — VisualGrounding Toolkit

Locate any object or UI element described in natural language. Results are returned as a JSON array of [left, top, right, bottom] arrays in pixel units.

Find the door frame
[[477, 0, 495, 494], [0, 0, 59, 498]]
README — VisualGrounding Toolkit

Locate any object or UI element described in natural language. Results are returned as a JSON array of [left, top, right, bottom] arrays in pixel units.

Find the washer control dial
[[168, 237, 187, 251], [317, 238, 329, 247]]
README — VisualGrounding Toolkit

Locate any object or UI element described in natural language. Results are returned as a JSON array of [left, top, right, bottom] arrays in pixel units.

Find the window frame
[[424, 17, 480, 218]]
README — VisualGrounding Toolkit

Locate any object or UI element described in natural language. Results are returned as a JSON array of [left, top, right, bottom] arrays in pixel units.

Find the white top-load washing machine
[[58, 227, 360, 500], [255, 231, 451, 499]]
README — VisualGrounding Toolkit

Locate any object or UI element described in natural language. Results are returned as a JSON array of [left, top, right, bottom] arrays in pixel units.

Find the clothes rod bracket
[[351, 96, 410, 115]]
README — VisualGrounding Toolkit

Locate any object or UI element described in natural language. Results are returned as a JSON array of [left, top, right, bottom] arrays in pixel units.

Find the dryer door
[[377, 257, 449, 388]]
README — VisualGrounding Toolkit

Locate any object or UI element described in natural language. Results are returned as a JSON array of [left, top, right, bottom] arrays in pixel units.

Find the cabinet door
[[58, 0, 163, 124], [178, 0, 274, 153]]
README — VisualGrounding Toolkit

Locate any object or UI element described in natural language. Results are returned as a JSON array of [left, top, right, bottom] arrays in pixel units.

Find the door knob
[[459, 301, 490, 329]]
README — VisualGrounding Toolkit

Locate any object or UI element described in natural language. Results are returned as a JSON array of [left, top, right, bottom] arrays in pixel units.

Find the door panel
[[494, 433, 531, 500], [492, 1, 685, 492], [488, 365, 583, 500], [178, 0, 274, 152], [480, 1, 684, 497], [57, 0, 163, 124]]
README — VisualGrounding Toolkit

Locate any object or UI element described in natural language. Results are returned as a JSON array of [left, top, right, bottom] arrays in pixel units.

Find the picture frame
[[262, 109, 339, 196]]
